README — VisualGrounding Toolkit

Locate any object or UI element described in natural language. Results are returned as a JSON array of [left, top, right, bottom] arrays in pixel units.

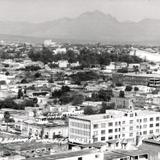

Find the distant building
[[113, 72, 160, 87], [111, 97, 135, 109], [58, 60, 69, 68]]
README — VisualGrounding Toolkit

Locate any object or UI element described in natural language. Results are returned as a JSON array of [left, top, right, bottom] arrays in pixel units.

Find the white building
[[69, 109, 160, 144], [44, 40, 57, 47]]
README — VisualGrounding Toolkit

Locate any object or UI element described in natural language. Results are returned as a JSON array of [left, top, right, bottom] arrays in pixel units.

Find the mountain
[[1, 10, 160, 44]]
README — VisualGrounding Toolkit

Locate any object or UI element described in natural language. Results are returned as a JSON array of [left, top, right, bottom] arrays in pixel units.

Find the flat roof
[[142, 138, 160, 146], [114, 149, 148, 157], [71, 109, 159, 122], [69, 142, 106, 149], [3, 141, 64, 151], [104, 151, 128, 160], [26, 149, 98, 160]]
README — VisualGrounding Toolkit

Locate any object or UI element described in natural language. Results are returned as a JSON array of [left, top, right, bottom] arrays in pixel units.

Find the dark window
[[150, 124, 153, 127], [150, 118, 153, 121], [108, 129, 113, 133], [78, 157, 82, 160], [101, 137, 105, 141]]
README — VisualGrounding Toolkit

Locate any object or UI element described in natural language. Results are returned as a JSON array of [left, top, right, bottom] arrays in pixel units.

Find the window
[[150, 118, 153, 121], [122, 121, 125, 124], [78, 157, 82, 160], [108, 129, 113, 133], [122, 134, 125, 137], [156, 129, 159, 133], [115, 128, 118, 132], [156, 117, 160, 121], [143, 118, 147, 122], [115, 122, 118, 126], [130, 120, 133, 124], [150, 130, 153, 134], [108, 122, 113, 127], [93, 131, 98, 136], [101, 137, 105, 141], [143, 131, 147, 135], [130, 113, 133, 117], [129, 133, 133, 137], [108, 136, 113, 140], [93, 124, 98, 129], [130, 126, 133, 130], [122, 127, 125, 131], [101, 130, 105, 134], [150, 124, 153, 128], [115, 135, 118, 139], [156, 123, 159, 127], [143, 124, 147, 128], [93, 138, 98, 142], [101, 123, 106, 128]]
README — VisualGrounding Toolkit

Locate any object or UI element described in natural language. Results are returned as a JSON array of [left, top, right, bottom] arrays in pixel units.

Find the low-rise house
[[22, 119, 68, 139]]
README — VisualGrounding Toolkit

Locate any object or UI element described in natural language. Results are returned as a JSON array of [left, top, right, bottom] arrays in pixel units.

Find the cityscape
[[0, 0, 160, 160]]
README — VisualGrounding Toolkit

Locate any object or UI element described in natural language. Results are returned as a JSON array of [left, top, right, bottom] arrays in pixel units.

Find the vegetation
[[91, 89, 113, 102], [119, 90, 125, 98], [134, 86, 139, 92], [70, 71, 99, 84], [29, 47, 143, 66], [125, 85, 133, 92], [0, 98, 36, 110], [84, 106, 98, 115], [100, 102, 115, 113]]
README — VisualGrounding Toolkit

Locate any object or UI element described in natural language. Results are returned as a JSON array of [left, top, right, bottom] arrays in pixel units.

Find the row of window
[[93, 117, 160, 129], [70, 122, 90, 129], [70, 128, 90, 136]]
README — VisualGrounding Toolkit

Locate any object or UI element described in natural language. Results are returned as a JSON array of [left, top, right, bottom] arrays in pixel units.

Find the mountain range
[[1, 10, 160, 45]]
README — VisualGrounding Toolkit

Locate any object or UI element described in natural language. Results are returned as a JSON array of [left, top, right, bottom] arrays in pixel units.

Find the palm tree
[[3, 111, 10, 131]]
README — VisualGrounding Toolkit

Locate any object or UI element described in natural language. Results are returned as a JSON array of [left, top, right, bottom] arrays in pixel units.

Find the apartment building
[[112, 72, 160, 87], [69, 110, 160, 144]]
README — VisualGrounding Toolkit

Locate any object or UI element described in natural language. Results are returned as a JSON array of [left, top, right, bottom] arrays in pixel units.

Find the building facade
[[69, 110, 160, 144]]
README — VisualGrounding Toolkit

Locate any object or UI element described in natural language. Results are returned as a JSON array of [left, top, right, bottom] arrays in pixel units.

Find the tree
[[100, 102, 115, 113], [84, 106, 97, 115], [17, 88, 23, 99], [72, 95, 84, 106], [5, 71, 10, 76], [3, 111, 10, 131], [119, 90, 125, 98], [125, 85, 133, 92], [61, 86, 70, 93], [34, 72, 41, 78], [134, 86, 139, 92]]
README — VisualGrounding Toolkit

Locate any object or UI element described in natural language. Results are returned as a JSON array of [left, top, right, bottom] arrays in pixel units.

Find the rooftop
[[71, 109, 159, 121], [3, 141, 65, 151], [113, 149, 148, 157], [104, 151, 128, 160], [26, 149, 98, 160]]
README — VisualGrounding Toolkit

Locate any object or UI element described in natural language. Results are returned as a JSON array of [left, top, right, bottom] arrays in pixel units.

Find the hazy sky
[[0, 0, 159, 22]]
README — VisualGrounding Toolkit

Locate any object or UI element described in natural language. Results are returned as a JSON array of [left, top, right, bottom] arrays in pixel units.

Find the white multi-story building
[[69, 109, 160, 144]]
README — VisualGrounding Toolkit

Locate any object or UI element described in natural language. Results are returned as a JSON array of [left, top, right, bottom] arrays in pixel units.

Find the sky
[[0, 0, 159, 23]]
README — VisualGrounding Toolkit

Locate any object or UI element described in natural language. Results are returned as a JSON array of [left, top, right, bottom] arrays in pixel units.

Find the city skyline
[[0, 0, 159, 23]]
